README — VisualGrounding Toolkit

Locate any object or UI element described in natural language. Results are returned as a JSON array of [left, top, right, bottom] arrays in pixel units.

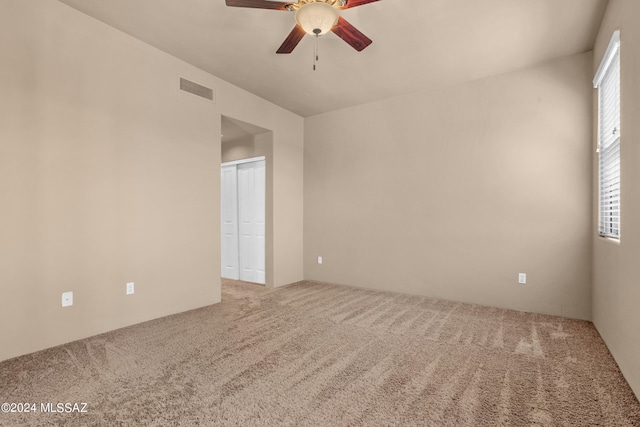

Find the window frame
[[594, 30, 621, 240]]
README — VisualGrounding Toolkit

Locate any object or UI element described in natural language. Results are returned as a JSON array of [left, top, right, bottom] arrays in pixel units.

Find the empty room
[[1, 0, 639, 425]]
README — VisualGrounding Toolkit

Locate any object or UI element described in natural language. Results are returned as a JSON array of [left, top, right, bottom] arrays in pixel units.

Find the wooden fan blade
[[341, 0, 380, 10], [276, 25, 306, 54], [331, 17, 372, 51], [225, 0, 291, 11]]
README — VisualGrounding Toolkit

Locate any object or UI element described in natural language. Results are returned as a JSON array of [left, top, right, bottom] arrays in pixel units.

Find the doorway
[[221, 157, 266, 284]]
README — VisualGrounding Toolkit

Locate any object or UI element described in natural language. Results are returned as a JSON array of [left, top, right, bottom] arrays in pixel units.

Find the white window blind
[[594, 31, 621, 239]]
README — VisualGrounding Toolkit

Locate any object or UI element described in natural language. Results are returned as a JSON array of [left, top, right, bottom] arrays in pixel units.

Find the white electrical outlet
[[126, 282, 135, 295], [518, 273, 527, 284], [61, 291, 73, 307], [317, 256, 323, 265]]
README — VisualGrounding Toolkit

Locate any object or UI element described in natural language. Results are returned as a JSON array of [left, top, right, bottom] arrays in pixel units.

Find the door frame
[[222, 156, 266, 168]]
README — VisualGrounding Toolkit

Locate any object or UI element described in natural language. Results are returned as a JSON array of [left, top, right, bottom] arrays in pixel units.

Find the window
[[594, 31, 621, 239]]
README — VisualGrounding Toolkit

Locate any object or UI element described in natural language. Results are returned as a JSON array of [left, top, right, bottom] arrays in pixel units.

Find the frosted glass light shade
[[295, 2, 339, 36]]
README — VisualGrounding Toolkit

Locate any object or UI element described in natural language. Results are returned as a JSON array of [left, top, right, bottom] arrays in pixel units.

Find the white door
[[220, 158, 265, 284], [221, 165, 239, 280], [237, 160, 266, 284]]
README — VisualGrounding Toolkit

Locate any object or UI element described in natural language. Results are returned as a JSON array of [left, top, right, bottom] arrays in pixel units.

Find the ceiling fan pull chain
[[313, 34, 317, 70], [313, 29, 321, 71]]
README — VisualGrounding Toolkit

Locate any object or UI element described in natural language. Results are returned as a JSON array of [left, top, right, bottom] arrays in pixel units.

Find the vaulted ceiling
[[58, 0, 608, 117]]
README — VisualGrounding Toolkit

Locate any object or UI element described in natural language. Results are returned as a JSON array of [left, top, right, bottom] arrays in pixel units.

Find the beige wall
[[304, 53, 593, 320], [0, 0, 303, 362], [222, 132, 272, 163], [222, 136, 256, 163], [592, 0, 640, 400]]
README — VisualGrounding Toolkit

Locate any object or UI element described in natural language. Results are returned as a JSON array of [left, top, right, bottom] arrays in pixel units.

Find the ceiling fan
[[225, 0, 379, 54]]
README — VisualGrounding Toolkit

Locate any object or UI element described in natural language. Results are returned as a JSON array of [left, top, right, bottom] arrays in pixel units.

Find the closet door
[[237, 160, 266, 284], [220, 165, 239, 280]]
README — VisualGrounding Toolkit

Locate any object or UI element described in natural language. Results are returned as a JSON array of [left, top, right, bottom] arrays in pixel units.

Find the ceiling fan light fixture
[[295, 2, 339, 36]]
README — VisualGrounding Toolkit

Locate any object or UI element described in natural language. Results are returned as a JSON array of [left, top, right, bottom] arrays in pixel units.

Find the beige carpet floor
[[1, 280, 639, 426]]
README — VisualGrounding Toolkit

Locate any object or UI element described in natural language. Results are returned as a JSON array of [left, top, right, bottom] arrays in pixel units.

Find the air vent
[[180, 78, 214, 102]]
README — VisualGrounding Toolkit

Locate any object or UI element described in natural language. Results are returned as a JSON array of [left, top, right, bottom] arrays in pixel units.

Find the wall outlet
[[518, 273, 527, 284], [126, 282, 135, 295], [317, 256, 323, 265], [61, 291, 73, 307]]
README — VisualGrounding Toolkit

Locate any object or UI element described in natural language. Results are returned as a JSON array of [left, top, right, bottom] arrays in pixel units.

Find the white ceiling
[[57, 0, 608, 117]]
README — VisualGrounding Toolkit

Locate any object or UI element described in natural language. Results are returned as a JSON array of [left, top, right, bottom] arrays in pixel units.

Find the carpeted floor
[[1, 279, 639, 426]]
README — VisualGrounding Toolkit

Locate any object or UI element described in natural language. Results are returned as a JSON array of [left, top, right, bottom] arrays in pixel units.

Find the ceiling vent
[[180, 78, 214, 102]]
